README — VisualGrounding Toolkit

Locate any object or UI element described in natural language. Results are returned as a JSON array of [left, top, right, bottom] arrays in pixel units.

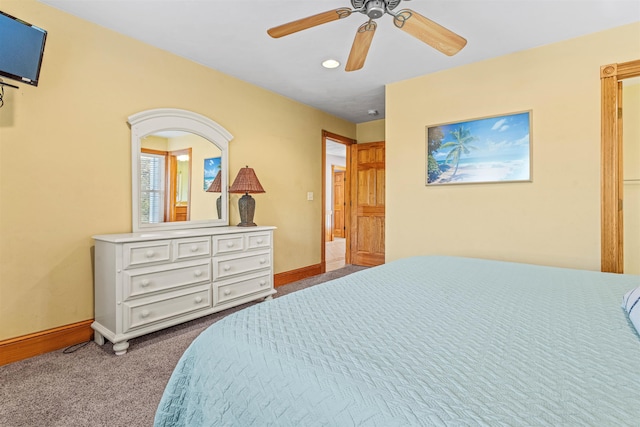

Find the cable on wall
[[0, 80, 19, 108]]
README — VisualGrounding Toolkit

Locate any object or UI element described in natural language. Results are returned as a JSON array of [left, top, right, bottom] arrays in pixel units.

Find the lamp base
[[237, 193, 257, 227]]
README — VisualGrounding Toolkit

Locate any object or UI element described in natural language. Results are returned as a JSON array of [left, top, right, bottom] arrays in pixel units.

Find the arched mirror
[[128, 109, 232, 232]]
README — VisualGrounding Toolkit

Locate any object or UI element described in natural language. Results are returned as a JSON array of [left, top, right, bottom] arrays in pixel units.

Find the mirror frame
[[128, 108, 232, 232]]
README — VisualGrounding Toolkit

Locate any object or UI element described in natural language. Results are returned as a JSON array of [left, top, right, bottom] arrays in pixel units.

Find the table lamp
[[229, 166, 265, 227], [205, 170, 222, 219]]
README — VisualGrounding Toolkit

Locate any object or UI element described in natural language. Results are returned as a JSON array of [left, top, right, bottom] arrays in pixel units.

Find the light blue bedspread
[[155, 256, 640, 426]]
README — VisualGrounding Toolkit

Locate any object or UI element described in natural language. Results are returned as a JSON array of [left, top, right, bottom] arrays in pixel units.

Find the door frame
[[321, 130, 355, 273], [600, 59, 640, 273]]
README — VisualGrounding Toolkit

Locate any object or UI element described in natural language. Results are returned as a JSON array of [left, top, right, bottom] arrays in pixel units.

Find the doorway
[[322, 131, 354, 272], [600, 59, 640, 273], [622, 77, 640, 274], [168, 149, 191, 222]]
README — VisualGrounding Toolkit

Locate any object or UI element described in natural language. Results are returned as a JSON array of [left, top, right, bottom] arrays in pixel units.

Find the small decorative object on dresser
[[92, 226, 275, 355]]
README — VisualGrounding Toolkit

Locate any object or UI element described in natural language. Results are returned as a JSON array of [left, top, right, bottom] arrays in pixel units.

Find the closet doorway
[[322, 131, 354, 272]]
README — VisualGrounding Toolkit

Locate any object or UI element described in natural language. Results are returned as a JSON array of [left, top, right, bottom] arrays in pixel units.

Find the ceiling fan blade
[[267, 8, 352, 38], [345, 21, 377, 72], [393, 9, 467, 56]]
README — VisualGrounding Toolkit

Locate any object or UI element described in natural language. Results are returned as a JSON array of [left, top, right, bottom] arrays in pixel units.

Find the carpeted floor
[[0, 265, 367, 427]]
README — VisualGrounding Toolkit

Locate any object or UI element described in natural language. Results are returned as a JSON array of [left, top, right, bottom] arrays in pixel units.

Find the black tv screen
[[0, 11, 47, 86]]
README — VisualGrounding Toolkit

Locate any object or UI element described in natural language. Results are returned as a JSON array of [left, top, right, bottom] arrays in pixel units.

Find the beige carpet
[[0, 265, 366, 427]]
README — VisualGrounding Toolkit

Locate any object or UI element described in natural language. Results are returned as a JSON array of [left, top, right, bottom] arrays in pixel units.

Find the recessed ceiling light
[[322, 59, 340, 69]]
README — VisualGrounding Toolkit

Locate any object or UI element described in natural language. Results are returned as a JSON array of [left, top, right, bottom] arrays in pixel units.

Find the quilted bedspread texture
[[155, 256, 640, 426]]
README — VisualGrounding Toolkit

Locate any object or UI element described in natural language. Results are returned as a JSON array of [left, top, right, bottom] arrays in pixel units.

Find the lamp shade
[[229, 166, 265, 194], [206, 171, 222, 193]]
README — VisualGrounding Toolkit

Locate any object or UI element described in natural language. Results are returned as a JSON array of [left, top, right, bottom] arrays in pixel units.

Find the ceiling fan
[[267, 0, 467, 72]]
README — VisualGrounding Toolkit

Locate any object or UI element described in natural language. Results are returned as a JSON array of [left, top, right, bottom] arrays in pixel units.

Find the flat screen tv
[[0, 11, 47, 86]]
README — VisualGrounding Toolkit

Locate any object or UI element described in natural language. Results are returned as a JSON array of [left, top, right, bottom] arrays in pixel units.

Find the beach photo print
[[426, 111, 531, 185], [203, 156, 221, 190]]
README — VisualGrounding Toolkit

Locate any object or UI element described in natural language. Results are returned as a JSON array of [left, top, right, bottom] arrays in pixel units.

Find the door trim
[[322, 130, 355, 273], [600, 59, 640, 273]]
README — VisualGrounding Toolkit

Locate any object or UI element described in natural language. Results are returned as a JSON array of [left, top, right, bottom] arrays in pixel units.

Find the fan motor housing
[[352, 0, 402, 11], [365, 0, 386, 19]]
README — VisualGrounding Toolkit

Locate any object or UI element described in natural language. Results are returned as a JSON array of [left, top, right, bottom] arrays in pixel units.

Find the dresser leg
[[264, 295, 273, 301], [94, 331, 105, 346], [113, 341, 130, 356]]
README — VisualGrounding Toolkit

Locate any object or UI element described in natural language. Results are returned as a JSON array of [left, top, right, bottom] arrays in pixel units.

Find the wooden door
[[350, 142, 385, 266], [333, 168, 346, 238]]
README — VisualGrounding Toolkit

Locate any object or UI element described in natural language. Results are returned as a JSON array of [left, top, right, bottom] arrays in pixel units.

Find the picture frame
[[203, 156, 221, 190], [426, 111, 532, 185]]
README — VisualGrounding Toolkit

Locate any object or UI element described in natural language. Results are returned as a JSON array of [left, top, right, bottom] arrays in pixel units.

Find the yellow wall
[[386, 22, 640, 271], [623, 81, 640, 274], [0, 0, 355, 340], [356, 119, 385, 143]]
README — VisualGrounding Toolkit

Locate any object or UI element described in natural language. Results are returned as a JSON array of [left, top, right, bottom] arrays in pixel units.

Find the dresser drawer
[[123, 241, 171, 269], [213, 251, 271, 280], [123, 259, 211, 300], [212, 234, 245, 255], [173, 237, 211, 261], [214, 273, 271, 306], [123, 285, 211, 333], [247, 231, 271, 250]]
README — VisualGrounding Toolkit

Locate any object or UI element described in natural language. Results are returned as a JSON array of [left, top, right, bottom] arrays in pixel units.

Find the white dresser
[[92, 226, 275, 355]]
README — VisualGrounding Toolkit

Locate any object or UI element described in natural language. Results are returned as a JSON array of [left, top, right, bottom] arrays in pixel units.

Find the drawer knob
[[195, 296, 203, 303], [226, 241, 234, 248], [259, 280, 266, 287], [256, 238, 263, 244], [140, 279, 150, 287], [224, 289, 231, 296], [260, 258, 267, 264], [223, 265, 231, 271], [190, 245, 198, 252], [194, 269, 202, 277], [140, 310, 150, 318], [145, 250, 155, 258]]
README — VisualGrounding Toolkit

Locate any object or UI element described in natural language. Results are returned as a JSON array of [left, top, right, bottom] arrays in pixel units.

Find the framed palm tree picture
[[426, 111, 532, 185], [203, 157, 221, 190]]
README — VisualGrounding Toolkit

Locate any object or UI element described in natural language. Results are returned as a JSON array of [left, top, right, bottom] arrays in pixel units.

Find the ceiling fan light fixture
[[270, 0, 467, 73], [322, 59, 341, 69]]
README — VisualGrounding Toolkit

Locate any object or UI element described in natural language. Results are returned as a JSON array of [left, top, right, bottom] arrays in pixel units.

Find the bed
[[154, 256, 640, 426]]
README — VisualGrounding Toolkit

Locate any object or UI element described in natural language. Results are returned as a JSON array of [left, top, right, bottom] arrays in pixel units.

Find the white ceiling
[[38, 0, 640, 124], [326, 139, 347, 157]]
